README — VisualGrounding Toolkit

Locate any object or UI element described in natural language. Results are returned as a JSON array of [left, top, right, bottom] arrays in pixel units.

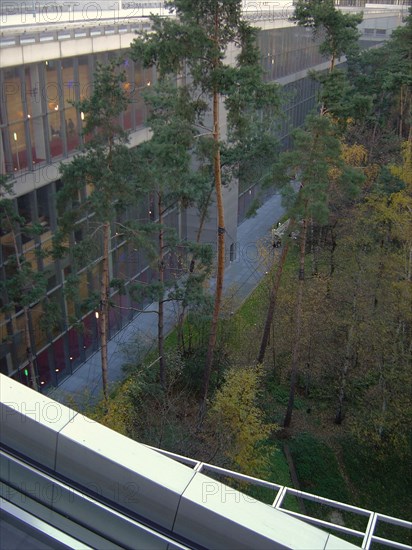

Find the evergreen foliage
[[292, 0, 363, 70], [56, 61, 146, 401], [129, 80, 213, 386], [86, 12, 411, 521], [130, 0, 279, 409], [0, 176, 51, 390]]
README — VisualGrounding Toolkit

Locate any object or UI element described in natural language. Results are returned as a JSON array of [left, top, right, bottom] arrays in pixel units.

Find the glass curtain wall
[[0, 53, 152, 176], [258, 26, 327, 82], [238, 26, 323, 222], [0, 51, 156, 387], [0, 27, 327, 387]]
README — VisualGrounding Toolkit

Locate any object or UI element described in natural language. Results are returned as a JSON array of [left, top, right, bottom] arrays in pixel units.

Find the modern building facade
[[0, 2, 406, 389]]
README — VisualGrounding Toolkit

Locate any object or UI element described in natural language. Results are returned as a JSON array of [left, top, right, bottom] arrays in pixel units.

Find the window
[[36, 185, 51, 228], [62, 58, 80, 154], [45, 60, 64, 158], [25, 65, 46, 167], [17, 193, 33, 225]]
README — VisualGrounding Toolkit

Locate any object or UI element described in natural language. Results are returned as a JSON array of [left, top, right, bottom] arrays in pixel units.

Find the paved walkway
[[48, 194, 283, 406]]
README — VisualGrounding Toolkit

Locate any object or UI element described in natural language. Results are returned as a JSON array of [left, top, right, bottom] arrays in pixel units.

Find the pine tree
[[0, 176, 49, 390], [293, 0, 365, 127], [129, 80, 213, 387], [56, 61, 142, 402], [292, 0, 363, 73], [344, 10, 411, 160], [275, 115, 363, 428], [130, 0, 279, 409]]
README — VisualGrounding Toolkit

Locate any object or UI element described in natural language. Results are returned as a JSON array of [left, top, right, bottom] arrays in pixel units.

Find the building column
[[29, 64, 46, 161], [0, 130, 5, 174]]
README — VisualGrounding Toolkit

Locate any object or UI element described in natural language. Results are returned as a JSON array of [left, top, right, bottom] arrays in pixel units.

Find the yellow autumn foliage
[[208, 365, 276, 476], [390, 139, 412, 188], [364, 163, 380, 187], [342, 143, 368, 167], [328, 143, 368, 183], [92, 378, 134, 435]]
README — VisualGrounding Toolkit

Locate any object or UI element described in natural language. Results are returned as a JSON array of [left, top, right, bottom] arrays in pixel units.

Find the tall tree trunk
[[373, 235, 388, 310], [201, 10, 225, 411], [100, 221, 110, 402], [334, 263, 363, 424], [271, 320, 276, 372], [284, 218, 307, 428], [399, 84, 404, 139], [194, 184, 214, 251], [257, 240, 290, 365], [9, 222, 38, 391], [330, 53, 336, 73], [201, 85, 225, 409], [335, 294, 357, 424], [329, 222, 338, 278], [320, 55, 335, 115], [377, 357, 387, 439], [177, 185, 213, 351], [176, 309, 186, 354], [23, 305, 37, 391], [310, 219, 318, 276], [158, 193, 166, 388]]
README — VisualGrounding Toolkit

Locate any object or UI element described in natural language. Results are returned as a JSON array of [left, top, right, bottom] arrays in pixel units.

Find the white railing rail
[[149, 445, 412, 550]]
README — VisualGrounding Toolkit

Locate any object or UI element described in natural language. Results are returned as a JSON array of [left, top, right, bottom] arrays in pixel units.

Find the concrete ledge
[[0, 374, 361, 549]]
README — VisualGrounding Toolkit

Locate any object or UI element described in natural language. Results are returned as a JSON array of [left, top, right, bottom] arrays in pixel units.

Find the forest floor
[[270, 396, 411, 540]]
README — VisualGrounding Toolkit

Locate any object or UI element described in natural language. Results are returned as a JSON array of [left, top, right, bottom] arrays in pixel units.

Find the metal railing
[[148, 446, 412, 550], [3, 443, 410, 549], [0, 4, 406, 48], [0, 20, 152, 48]]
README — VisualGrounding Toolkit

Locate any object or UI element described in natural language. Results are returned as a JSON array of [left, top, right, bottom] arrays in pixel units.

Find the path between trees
[[48, 193, 284, 406]]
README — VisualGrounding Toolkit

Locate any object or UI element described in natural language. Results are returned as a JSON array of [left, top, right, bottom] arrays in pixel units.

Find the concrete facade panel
[[22, 42, 51, 65], [60, 37, 94, 58], [0, 377, 78, 470], [120, 33, 137, 50], [0, 47, 23, 67], [55, 413, 196, 530], [91, 35, 121, 54]]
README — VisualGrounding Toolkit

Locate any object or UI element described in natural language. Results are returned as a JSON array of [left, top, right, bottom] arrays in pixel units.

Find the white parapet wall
[[0, 374, 360, 549]]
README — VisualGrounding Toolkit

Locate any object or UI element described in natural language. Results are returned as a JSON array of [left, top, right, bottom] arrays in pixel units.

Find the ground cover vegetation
[[34, 1, 411, 536]]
